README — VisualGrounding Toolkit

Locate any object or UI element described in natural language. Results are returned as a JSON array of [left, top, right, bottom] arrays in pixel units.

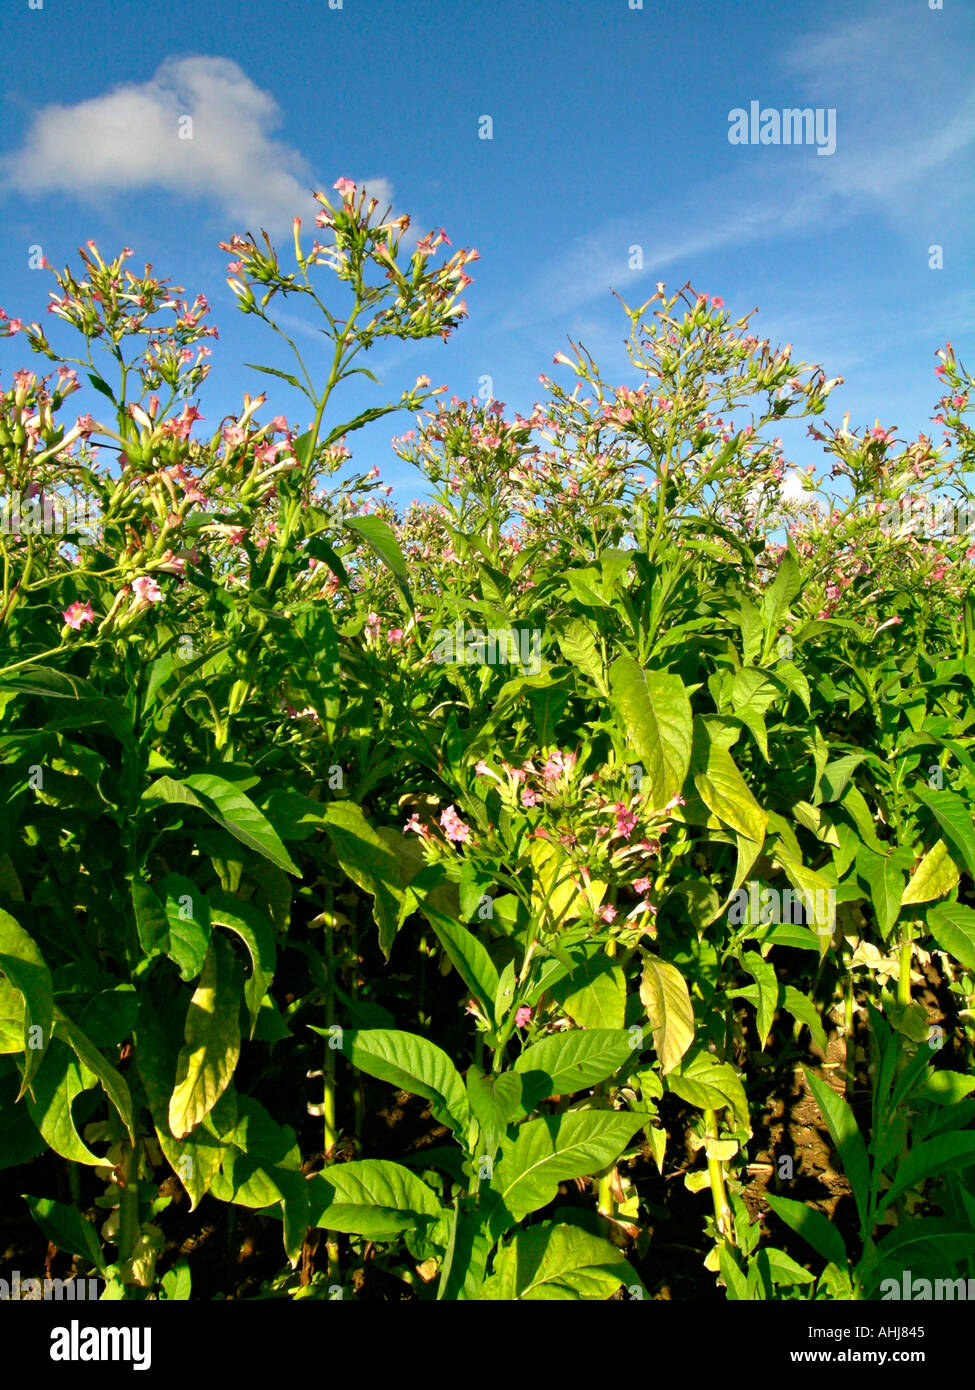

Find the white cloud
[[0, 55, 393, 236]]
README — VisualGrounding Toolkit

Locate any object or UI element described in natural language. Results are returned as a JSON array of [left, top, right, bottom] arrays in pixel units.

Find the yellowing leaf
[[639, 956, 694, 1074], [902, 839, 959, 906], [169, 934, 241, 1139]]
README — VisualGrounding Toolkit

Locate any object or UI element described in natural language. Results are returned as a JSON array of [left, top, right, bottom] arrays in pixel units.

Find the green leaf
[[480, 1223, 639, 1300], [323, 1028, 469, 1139], [765, 1193, 847, 1268], [307, 1160, 444, 1241], [639, 955, 694, 1074], [23, 1194, 106, 1273], [554, 618, 605, 691], [86, 371, 118, 406], [344, 515, 414, 613], [664, 1050, 750, 1130], [914, 785, 975, 879], [783, 986, 827, 1052], [902, 839, 959, 906], [54, 1008, 135, 1141], [926, 903, 975, 973], [208, 890, 276, 1035], [761, 547, 800, 629], [23, 1040, 105, 1166], [803, 1068, 870, 1234], [550, 953, 626, 1030], [692, 722, 767, 844], [169, 934, 243, 1139], [243, 363, 309, 395], [857, 846, 910, 938], [765, 1247, 816, 1287], [513, 1029, 635, 1102], [877, 1132, 975, 1217], [493, 1110, 648, 1224], [143, 775, 300, 875], [0, 907, 53, 1096], [466, 1065, 524, 1152], [411, 896, 499, 1027], [320, 802, 404, 958], [609, 656, 693, 808], [157, 874, 211, 981], [740, 951, 780, 1049]]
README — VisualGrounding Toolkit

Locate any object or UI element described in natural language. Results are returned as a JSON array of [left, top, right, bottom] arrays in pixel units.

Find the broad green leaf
[[208, 890, 276, 1035], [555, 618, 605, 691], [692, 724, 767, 844], [0, 976, 25, 1053], [143, 775, 299, 875], [783, 986, 827, 1052], [23, 1194, 106, 1273], [760, 548, 800, 637], [307, 1160, 444, 1240], [344, 515, 414, 613], [169, 934, 242, 1139], [54, 1009, 135, 1141], [529, 837, 602, 929], [157, 874, 211, 981], [902, 839, 959, 906], [803, 1068, 870, 1234], [857, 845, 910, 938], [914, 785, 975, 879], [135, 994, 229, 1209], [412, 898, 499, 1027], [480, 1223, 639, 1300], [550, 953, 626, 1030], [320, 801, 404, 957], [926, 903, 975, 973], [609, 656, 693, 808], [639, 955, 694, 1074], [664, 1050, 750, 1130], [466, 1065, 524, 1152], [878, 1132, 975, 1216], [513, 1029, 635, 1101], [740, 952, 780, 1049], [23, 1041, 106, 1167], [323, 1028, 469, 1139], [493, 1110, 648, 1223], [765, 1193, 847, 1268], [0, 908, 53, 1095], [765, 1247, 816, 1287]]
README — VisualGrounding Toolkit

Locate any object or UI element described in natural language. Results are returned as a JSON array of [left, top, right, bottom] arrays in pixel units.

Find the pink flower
[[440, 805, 472, 844], [333, 177, 357, 199], [388, 628, 404, 645], [364, 611, 381, 639], [521, 787, 538, 808], [514, 1006, 532, 1028], [633, 877, 652, 895], [614, 802, 638, 840], [475, 760, 492, 776], [404, 814, 428, 837], [132, 576, 163, 605], [599, 905, 617, 923], [63, 600, 94, 630]]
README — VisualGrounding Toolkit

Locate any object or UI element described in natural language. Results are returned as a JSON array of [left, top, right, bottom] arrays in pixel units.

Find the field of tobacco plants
[[1, 181, 974, 1306]]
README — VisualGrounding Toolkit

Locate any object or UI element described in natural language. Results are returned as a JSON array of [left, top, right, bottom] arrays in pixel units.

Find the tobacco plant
[[0, 186, 973, 1300]]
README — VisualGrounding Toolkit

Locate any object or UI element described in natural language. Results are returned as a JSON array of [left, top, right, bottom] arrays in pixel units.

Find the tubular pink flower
[[63, 601, 94, 630], [440, 805, 472, 843]]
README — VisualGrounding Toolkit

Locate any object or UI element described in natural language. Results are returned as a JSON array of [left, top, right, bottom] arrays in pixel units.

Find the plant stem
[[703, 1108, 734, 1248]]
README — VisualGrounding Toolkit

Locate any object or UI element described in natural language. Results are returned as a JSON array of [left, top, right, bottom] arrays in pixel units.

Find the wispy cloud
[[0, 55, 394, 237]]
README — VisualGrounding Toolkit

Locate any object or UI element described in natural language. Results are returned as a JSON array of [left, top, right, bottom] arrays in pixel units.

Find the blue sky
[[1, 0, 973, 499]]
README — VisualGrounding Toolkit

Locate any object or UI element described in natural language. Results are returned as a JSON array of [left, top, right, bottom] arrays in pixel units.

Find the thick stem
[[898, 924, 913, 1008], [703, 1108, 734, 1248]]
